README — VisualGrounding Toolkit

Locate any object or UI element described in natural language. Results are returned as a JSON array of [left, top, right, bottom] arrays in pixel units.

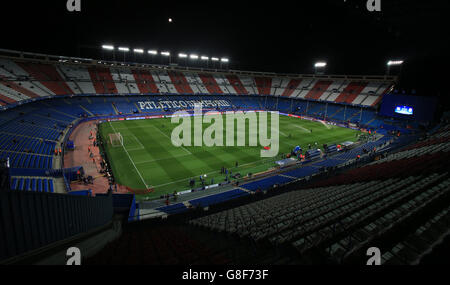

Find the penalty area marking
[[293, 124, 312, 133], [125, 133, 145, 151], [318, 120, 332, 130], [108, 121, 150, 189], [150, 124, 192, 155]]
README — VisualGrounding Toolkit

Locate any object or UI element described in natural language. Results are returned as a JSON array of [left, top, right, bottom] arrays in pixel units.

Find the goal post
[[109, 133, 123, 147]]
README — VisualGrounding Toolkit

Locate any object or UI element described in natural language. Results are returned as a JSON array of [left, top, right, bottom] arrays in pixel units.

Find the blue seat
[[38, 143, 44, 154], [24, 179, 30, 191], [37, 179, 42, 192], [30, 155, 36, 168], [24, 155, 31, 168], [43, 179, 48, 192], [17, 154, 24, 168], [17, 178, 24, 191], [31, 179, 36, 191], [22, 155, 30, 168]]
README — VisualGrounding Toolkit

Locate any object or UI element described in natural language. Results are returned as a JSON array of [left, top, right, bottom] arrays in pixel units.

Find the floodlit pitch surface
[[99, 114, 359, 200]]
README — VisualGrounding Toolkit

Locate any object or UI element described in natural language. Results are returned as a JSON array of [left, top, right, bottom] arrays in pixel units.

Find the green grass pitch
[[98, 113, 360, 200]]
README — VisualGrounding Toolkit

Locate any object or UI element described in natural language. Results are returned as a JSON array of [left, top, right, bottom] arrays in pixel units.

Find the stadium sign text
[[170, 104, 279, 158], [137, 99, 231, 110]]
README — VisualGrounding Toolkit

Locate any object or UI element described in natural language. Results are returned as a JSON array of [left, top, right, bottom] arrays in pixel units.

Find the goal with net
[[109, 133, 123, 147]]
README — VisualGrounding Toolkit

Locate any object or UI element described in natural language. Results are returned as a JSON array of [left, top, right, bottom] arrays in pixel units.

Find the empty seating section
[[380, 204, 449, 265], [184, 72, 209, 94], [0, 133, 55, 155], [325, 175, 449, 264], [213, 75, 233, 94], [254, 77, 272, 95], [281, 79, 302, 97], [241, 176, 294, 192], [334, 82, 368, 104], [84, 97, 116, 115], [189, 189, 250, 208], [0, 57, 394, 108], [167, 71, 194, 94], [198, 74, 223, 94], [17, 62, 74, 95], [0, 83, 22, 103], [0, 59, 55, 98], [84, 225, 231, 265], [95, 67, 118, 94], [131, 70, 160, 94], [88, 67, 107, 94], [9, 177, 55, 192], [225, 75, 248, 95], [0, 79, 40, 99], [190, 172, 449, 263], [187, 127, 449, 264], [110, 68, 131, 94], [305, 80, 333, 100], [113, 97, 138, 114]]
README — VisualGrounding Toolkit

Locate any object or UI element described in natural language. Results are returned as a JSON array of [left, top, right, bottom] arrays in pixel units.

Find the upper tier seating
[[0, 57, 394, 108]]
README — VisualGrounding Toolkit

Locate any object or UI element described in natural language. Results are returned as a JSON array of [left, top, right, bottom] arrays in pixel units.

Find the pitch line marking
[[124, 134, 145, 151], [293, 125, 312, 133], [108, 121, 150, 189], [150, 124, 192, 155]]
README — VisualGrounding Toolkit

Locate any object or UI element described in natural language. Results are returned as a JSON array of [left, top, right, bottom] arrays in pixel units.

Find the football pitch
[[99, 113, 360, 200]]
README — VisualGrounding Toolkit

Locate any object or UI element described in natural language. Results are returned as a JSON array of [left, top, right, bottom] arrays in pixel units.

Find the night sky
[[1, 0, 449, 101]]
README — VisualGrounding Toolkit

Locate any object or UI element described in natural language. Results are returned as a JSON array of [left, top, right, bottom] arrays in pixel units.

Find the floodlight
[[221, 58, 229, 63], [190, 54, 199, 60], [161, 51, 170, 56], [387, 60, 404, 66], [118, 47, 130, 52], [178, 53, 188, 58], [133, 49, 144, 54], [314, 62, 327, 68], [201, 56, 209, 60], [211, 57, 219, 61], [148, 50, 158, 55], [102, 45, 114, 50], [102, 45, 114, 51]]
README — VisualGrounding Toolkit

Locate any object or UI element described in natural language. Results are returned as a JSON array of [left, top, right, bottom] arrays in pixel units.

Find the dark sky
[[1, 0, 449, 99]]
